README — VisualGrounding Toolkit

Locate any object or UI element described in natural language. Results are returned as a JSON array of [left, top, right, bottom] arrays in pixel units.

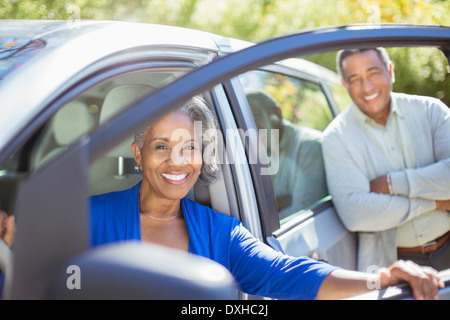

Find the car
[[0, 20, 449, 300]]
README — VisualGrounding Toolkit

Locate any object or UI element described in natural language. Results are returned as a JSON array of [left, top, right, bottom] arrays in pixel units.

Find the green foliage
[[1, 0, 449, 104]]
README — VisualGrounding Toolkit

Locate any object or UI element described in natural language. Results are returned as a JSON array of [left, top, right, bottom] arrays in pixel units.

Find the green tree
[[1, 0, 448, 104]]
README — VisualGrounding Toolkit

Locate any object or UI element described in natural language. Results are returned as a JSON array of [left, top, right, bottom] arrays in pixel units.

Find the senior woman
[[0, 97, 444, 299]]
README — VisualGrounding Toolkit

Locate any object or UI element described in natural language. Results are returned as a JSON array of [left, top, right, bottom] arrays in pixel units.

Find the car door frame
[[84, 24, 449, 237], [84, 24, 449, 293], [222, 63, 358, 269]]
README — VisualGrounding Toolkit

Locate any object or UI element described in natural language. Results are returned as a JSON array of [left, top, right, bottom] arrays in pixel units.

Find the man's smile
[[363, 92, 379, 102]]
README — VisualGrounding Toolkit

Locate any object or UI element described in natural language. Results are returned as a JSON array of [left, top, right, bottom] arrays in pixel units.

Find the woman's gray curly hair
[[134, 96, 219, 185]]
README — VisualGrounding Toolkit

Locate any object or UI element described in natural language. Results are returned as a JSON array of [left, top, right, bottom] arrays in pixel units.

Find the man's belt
[[397, 231, 450, 254]]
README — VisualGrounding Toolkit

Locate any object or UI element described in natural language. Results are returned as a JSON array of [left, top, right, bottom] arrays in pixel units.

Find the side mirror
[[44, 242, 237, 300]]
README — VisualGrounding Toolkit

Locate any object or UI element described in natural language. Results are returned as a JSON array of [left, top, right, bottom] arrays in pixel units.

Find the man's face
[[341, 50, 394, 125]]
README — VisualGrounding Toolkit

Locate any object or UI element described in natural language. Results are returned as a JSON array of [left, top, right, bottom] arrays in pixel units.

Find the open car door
[[3, 24, 449, 299]]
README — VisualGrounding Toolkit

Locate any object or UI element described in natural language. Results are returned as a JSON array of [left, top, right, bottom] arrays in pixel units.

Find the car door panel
[[6, 139, 89, 299], [272, 204, 357, 270]]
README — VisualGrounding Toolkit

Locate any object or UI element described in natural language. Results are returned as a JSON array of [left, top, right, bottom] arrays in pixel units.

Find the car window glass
[[239, 69, 331, 224], [329, 81, 352, 112], [0, 68, 188, 218]]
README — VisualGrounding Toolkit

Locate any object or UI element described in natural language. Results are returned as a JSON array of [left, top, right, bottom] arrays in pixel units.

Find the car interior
[[0, 67, 241, 298], [4, 68, 234, 219], [0, 62, 350, 277]]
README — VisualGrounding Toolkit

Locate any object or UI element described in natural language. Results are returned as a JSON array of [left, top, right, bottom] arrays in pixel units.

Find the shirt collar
[[350, 92, 402, 127]]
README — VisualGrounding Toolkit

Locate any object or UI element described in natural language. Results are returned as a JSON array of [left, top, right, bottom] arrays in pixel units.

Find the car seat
[[89, 85, 153, 195], [31, 100, 95, 170]]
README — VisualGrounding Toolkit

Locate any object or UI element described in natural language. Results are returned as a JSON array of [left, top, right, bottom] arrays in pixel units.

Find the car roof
[[0, 20, 342, 158], [0, 19, 223, 51], [0, 20, 229, 152]]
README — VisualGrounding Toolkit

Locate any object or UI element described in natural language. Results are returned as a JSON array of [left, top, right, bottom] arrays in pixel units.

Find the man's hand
[[0, 210, 15, 248], [380, 260, 444, 300], [435, 199, 450, 211], [370, 175, 390, 194], [371, 176, 450, 211]]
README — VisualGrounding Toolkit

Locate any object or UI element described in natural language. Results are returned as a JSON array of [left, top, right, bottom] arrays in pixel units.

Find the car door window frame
[[85, 27, 450, 249], [226, 64, 339, 239], [88, 25, 450, 164], [259, 64, 342, 117], [222, 78, 279, 239], [84, 25, 448, 240]]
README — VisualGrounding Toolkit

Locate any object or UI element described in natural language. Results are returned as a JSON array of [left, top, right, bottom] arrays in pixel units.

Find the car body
[[0, 20, 449, 300]]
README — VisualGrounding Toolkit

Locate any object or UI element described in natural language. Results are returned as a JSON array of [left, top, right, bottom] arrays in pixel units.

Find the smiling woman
[[133, 111, 200, 251], [91, 96, 219, 252], [88, 96, 342, 299]]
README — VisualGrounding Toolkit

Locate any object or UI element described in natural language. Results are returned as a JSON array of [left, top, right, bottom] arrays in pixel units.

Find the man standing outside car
[[322, 47, 450, 272]]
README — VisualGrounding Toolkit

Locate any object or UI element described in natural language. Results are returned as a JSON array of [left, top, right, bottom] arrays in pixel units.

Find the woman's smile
[[161, 172, 190, 185]]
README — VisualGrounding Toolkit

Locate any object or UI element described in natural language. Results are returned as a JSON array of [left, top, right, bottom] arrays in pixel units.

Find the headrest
[[53, 100, 95, 145], [100, 85, 154, 158]]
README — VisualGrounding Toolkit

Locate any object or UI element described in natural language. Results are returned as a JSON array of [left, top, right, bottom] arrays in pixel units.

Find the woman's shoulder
[[93, 182, 140, 199], [182, 198, 240, 227], [90, 183, 140, 214]]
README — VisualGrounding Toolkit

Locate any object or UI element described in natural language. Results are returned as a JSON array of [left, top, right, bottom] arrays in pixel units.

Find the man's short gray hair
[[134, 96, 219, 185], [336, 47, 391, 80]]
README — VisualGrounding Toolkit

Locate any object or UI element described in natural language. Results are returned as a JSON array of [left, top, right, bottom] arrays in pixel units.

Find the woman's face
[[133, 111, 202, 201]]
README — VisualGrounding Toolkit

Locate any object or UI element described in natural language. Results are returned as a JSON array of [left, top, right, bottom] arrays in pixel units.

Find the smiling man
[[322, 48, 450, 272]]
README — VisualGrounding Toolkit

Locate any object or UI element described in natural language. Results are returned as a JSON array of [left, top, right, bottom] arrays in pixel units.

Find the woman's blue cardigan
[[90, 182, 338, 300]]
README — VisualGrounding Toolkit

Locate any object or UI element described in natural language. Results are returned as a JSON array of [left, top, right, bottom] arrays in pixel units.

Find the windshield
[[0, 38, 46, 80]]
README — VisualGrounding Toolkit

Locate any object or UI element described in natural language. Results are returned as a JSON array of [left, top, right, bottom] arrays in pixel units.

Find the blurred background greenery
[[1, 0, 449, 104]]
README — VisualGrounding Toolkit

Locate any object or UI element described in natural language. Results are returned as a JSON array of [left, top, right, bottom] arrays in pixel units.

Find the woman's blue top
[[90, 182, 338, 300]]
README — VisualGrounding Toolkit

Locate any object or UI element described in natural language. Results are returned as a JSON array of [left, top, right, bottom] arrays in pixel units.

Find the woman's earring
[[134, 165, 141, 173]]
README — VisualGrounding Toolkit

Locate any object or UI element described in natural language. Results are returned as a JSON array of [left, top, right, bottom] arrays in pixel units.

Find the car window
[[239, 69, 331, 224], [329, 81, 352, 112], [240, 70, 333, 131], [0, 68, 188, 218]]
